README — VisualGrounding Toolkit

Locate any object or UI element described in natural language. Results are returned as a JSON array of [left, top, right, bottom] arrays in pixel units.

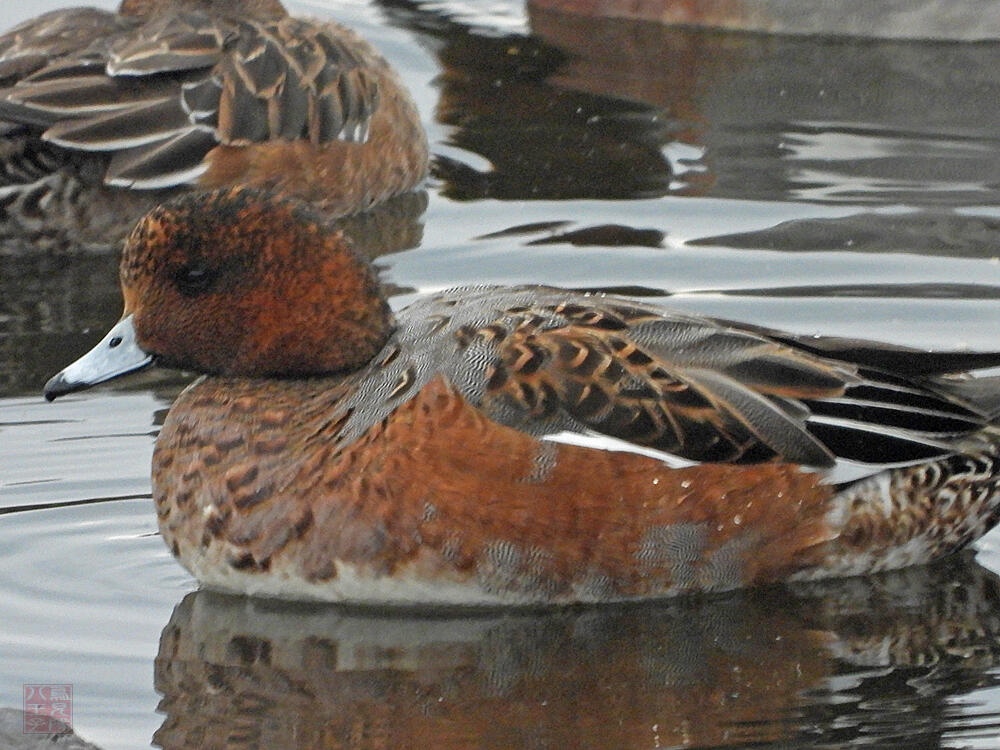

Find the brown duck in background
[[44, 188, 1000, 606], [526, 0, 1000, 40], [0, 0, 427, 249]]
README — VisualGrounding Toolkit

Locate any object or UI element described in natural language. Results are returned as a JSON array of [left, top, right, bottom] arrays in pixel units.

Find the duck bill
[[44, 314, 154, 401]]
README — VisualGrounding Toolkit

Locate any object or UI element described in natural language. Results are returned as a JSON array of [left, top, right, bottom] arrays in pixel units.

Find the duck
[[44, 187, 1000, 606], [0, 0, 427, 247]]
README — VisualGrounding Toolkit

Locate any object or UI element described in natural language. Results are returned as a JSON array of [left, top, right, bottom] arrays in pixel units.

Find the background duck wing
[[0, 11, 381, 188], [0, 9, 134, 87]]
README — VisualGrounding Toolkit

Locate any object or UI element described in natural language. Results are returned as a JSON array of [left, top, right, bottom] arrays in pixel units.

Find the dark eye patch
[[172, 263, 220, 297]]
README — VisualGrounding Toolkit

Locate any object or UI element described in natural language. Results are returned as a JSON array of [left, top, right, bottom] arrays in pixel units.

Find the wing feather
[[455, 289, 1000, 467], [0, 10, 383, 189]]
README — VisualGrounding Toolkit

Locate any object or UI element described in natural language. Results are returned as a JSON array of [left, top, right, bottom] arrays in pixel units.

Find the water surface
[[2, 1, 1000, 748]]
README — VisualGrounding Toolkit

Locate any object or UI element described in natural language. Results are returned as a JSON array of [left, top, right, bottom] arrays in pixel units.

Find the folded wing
[[471, 295, 1000, 467], [0, 10, 381, 189]]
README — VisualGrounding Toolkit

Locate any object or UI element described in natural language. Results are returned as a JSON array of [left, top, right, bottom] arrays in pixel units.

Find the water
[[2, 1, 1000, 748]]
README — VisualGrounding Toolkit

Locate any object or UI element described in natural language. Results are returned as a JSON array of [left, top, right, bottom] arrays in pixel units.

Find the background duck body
[[0, 0, 428, 249]]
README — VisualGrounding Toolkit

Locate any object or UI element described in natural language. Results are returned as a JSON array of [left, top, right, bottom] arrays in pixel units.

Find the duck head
[[45, 187, 393, 400]]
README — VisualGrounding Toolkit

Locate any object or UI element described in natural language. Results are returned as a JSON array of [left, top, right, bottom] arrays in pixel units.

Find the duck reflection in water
[[152, 556, 1000, 750]]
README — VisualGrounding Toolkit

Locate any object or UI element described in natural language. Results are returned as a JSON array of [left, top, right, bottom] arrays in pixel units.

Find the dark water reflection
[[384, 0, 683, 201], [153, 557, 1000, 750], [3, 2, 1000, 749], [525, 3, 1000, 208], [0, 252, 120, 396], [387, 0, 1000, 209]]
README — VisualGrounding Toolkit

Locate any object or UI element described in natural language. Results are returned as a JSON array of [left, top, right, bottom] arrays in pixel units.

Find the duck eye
[[173, 263, 219, 297]]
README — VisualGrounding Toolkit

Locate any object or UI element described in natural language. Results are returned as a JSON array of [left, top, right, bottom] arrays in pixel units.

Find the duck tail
[[942, 375, 1000, 423]]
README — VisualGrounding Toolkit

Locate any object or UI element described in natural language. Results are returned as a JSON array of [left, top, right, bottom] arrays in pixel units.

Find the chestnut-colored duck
[[45, 188, 1000, 605], [0, 0, 427, 245]]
